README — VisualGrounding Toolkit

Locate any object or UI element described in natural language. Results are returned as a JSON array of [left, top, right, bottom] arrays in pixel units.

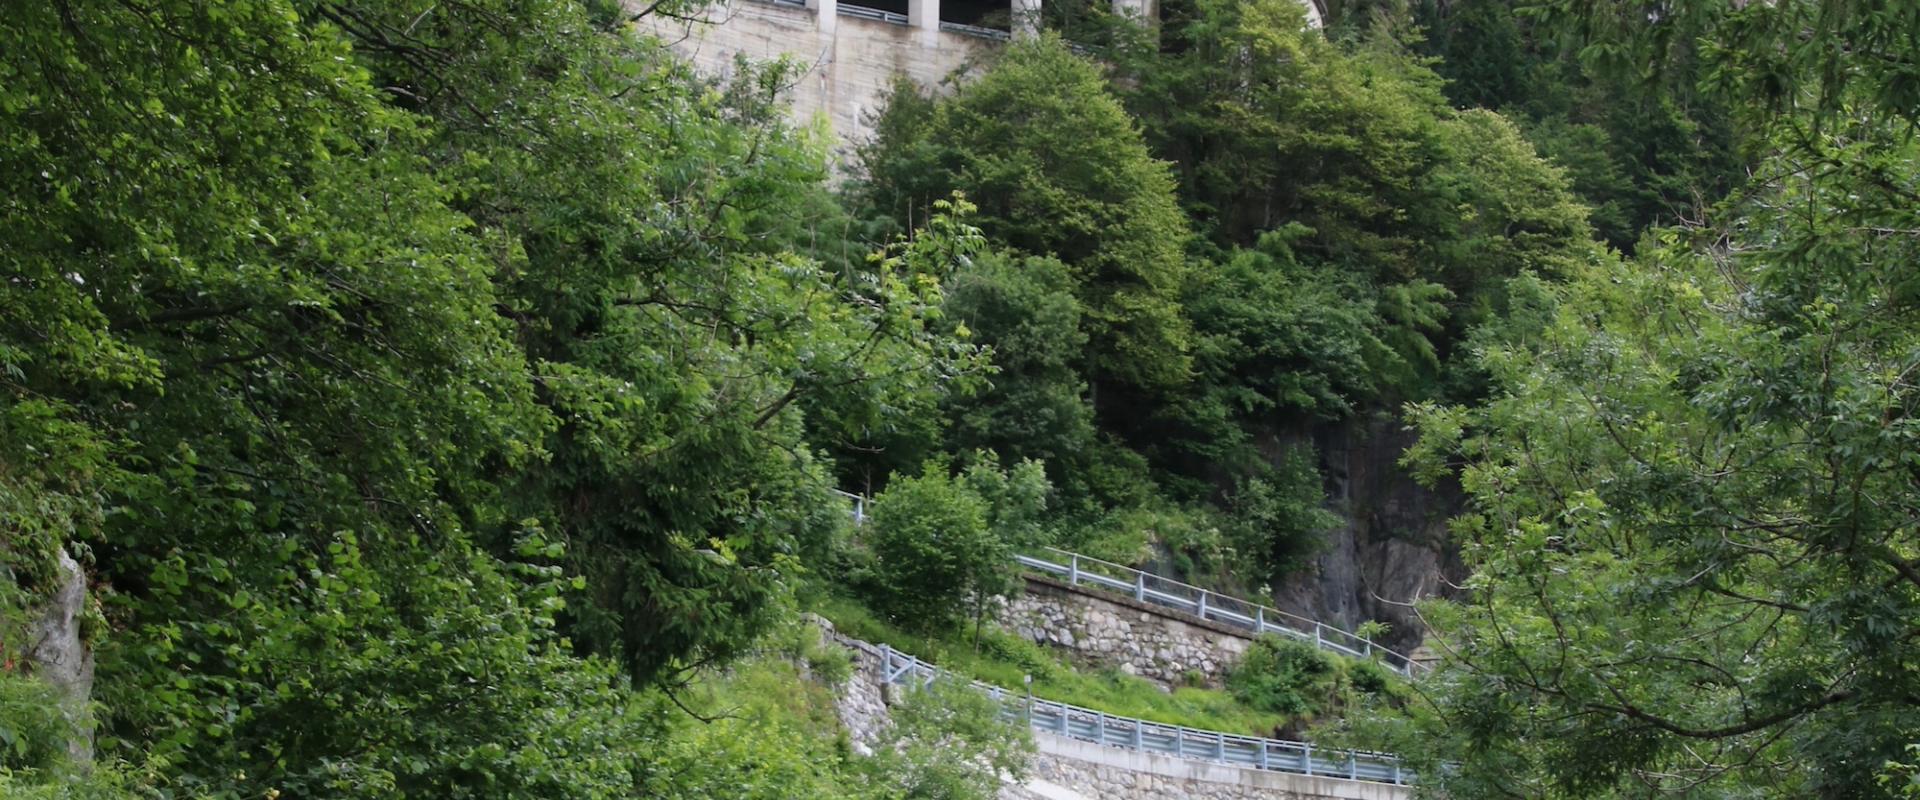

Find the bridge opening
[[842, 0, 907, 19], [941, 0, 1012, 31]]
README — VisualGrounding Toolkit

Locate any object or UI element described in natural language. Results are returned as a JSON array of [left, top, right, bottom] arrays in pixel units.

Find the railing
[[829, 491, 1428, 676], [877, 644, 1414, 786], [1016, 547, 1427, 677], [939, 20, 1011, 40], [837, 3, 909, 24], [830, 488, 869, 526]]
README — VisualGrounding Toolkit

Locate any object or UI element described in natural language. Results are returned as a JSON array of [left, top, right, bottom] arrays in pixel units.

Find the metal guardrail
[[830, 488, 869, 525], [877, 644, 1414, 786], [830, 491, 1428, 677], [1015, 547, 1428, 678], [837, 3, 909, 24]]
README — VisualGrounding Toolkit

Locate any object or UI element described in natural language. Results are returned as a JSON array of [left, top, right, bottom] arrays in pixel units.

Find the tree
[[314, 0, 988, 680], [1362, 5, 1920, 797], [864, 458, 1051, 634], [1408, 0, 1742, 251], [941, 252, 1104, 509], [858, 36, 1195, 395], [1395, 123, 1920, 797], [0, 0, 981, 794], [1114, 0, 1593, 400]]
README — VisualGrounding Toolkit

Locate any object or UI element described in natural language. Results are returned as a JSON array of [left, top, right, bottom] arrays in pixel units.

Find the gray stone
[[25, 547, 95, 765]]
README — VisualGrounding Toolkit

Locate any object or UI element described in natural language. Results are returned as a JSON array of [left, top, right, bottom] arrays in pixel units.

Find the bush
[[1224, 449, 1341, 583], [860, 678, 1033, 800], [864, 457, 1050, 633], [1225, 636, 1341, 719]]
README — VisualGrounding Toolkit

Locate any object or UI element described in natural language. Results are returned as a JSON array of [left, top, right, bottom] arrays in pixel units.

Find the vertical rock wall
[[1261, 414, 1465, 655]]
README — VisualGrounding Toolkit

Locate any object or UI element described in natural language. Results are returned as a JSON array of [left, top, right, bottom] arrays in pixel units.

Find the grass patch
[[814, 594, 1290, 736]]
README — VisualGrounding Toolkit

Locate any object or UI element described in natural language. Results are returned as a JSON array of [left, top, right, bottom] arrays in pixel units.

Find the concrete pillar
[[811, 0, 837, 33], [908, 0, 939, 46], [1012, 0, 1040, 39]]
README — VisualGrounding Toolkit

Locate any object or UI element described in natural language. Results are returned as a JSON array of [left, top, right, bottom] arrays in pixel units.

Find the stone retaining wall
[[820, 622, 895, 751], [1001, 576, 1255, 688], [1003, 733, 1410, 800]]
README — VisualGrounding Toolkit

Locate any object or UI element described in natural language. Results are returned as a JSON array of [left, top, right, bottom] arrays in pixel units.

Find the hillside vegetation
[[4, 0, 1916, 798]]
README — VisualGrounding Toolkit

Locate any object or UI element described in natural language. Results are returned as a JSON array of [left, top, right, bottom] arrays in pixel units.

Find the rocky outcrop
[[1000, 576, 1252, 687], [1266, 414, 1465, 654], [23, 546, 96, 765]]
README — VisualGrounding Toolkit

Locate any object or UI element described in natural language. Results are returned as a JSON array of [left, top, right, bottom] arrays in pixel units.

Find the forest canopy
[[5, 0, 1915, 798]]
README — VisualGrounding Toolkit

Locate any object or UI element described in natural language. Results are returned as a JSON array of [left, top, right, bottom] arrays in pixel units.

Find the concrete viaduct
[[632, 0, 1322, 157]]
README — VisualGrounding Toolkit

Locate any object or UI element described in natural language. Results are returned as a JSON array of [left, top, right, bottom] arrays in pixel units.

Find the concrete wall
[[634, 1, 994, 164], [1002, 575, 1256, 688]]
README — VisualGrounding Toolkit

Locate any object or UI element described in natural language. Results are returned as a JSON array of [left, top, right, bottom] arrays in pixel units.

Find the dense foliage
[[854, 13, 1597, 593], [1355, 3, 1920, 797], [862, 457, 1051, 632], [12, 0, 1913, 797], [0, 0, 985, 794]]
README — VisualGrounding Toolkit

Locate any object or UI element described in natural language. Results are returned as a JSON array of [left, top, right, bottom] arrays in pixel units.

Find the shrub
[[1225, 636, 1341, 719], [865, 457, 1051, 633]]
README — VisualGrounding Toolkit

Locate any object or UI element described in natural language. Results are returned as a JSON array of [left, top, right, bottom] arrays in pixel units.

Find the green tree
[[941, 252, 1104, 507], [1409, 0, 1742, 250], [865, 458, 1051, 634], [858, 36, 1195, 395], [315, 0, 987, 680], [1367, 5, 1920, 797], [1396, 128, 1920, 798], [1114, 0, 1593, 398], [1, 0, 980, 794]]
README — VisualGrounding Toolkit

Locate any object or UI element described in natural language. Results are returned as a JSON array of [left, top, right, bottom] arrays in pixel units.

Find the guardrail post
[[1132, 722, 1142, 751], [1068, 554, 1080, 587], [1135, 570, 1146, 602], [1258, 740, 1269, 770], [1216, 731, 1225, 761], [1174, 729, 1184, 758], [1314, 624, 1324, 650], [1095, 711, 1106, 744], [1255, 607, 1264, 634], [1391, 762, 1402, 785], [1348, 753, 1358, 780], [1195, 590, 1208, 620], [1304, 742, 1314, 776]]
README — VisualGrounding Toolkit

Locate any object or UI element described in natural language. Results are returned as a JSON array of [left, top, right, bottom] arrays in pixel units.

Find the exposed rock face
[[1000, 577, 1252, 688], [24, 546, 96, 765], [1266, 414, 1465, 654]]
